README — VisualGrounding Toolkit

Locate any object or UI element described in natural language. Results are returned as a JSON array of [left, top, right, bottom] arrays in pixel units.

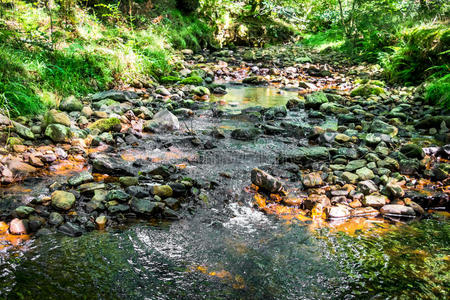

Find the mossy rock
[[93, 99, 120, 109], [179, 76, 203, 86], [7, 137, 24, 146], [88, 118, 121, 133], [351, 83, 385, 97], [160, 76, 182, 84]]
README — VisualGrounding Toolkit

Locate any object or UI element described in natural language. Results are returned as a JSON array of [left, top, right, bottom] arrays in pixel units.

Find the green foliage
[[160, 76, 181, 84], [425, 74, 450, 108], [179, 76, 203, 85], [176, 0, 200, 13]]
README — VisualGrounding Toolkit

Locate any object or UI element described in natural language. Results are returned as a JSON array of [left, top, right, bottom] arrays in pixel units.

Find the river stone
[[363, 194, 387, 208], [52, 191, 76, 210], [9, 218, 27, 235], [356, 167, 375, 180], [335, 134, 351, 143], [144, 109, 180, 132], [44, 109, 71, 127], [400, 144, 424, 159], [305, 91, 328, 109], [91, 90, 138, 102], [58, 222, 83, 237], [382, 181, 404, 198], [351, 207, 379, 217], [45, 124, 72, 142], [131, 198, 164, 215], [415, 115, 450, 129], [377, 157, 399, 171], [95, 215, 107, 229], [342, 172, 359, 184], [6, 160, 37, 176], [68, 171, 94, 186], [345, 160, 367, 172], [364, 133, 382, 145], [320, 102, 349, 115], [107, 204, 129, 214], [380, 204, 415, 217], [59, 95, 83, 112], [92, 155, 134, 176], [12, 121, 34, 140], [93, 99, 120, 109], [303, 194, 331, 210], [48, 212, 64, 226], [119, 177, 139, 187], [301, 172, 323, 187], [88, 117, 121, 133], [152, 185, 173, 198], [280, 147, 329, 164], [326, 206, 350, 219], [251, 168, 285, 193], [78, 182, 106, 194], [231, 127, 262, 140], [358, 180, 378, 195], [370, 119, 398, 137], [350, 83, 384, 97], [106, 190, 130, 202], [15, 206, 35, 218]]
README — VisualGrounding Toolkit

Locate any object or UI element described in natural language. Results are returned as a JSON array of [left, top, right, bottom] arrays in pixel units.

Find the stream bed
[[1, 86, 449, 299]]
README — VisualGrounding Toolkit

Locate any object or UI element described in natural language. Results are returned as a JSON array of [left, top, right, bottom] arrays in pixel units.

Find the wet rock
[[399, 158, 422, 175], [280, 147, 329, 164], [345, 160, 367, 172], [60, 95, 83, 112], [92, 155, 134, 176], [303, 194, 331, 210], [400, 144, 424, 159], [48, 212, 64, 226], [15, 206, 35, 218], [342, 172, 359, 184], [358, 180, 378, 195], [231, 127, 262, 140], [364, 133, 382, 146], [251, 168, 285, 193], [6, 160, 37, 177], [191, 86, 210, 96], [91, 90, 138, 102], [431, 163, 449, 181], [78, 182, 106, 194], [144, 109, 180, 132], [106, 190, 130, 202], [301, 172, 323, 187], [93, 99, 120, 110], [415, 115, 450, 129], [52, 191, 76, 210], [44, 109, 72, 127], [380, 204, 415, 217], [363, 194, 387, 208], [58, 222, 83, 237], [119, 176, 139, 187], [12, 121, 35, 140], [377, 157, 399, 171], [88, 117, 121, 133], [404, 199, 425, 215], [382, 181, 404, 198], [68, 171, 94, 186], [350, 83, 384, 97], [131, 198, 163, 215], [356, 167, 375, 180], [242, 76, 268, 85], [45, 124, 72, 142], [350, 207, 379, 217], [9, 218, 27, 235], [326, 206, 350, 219], [320, 102, 349, 115], [305, 91, 328, 109], [265, 106, 287, 119], [152, 185, 173, 198], [370, 119, 398, 137]]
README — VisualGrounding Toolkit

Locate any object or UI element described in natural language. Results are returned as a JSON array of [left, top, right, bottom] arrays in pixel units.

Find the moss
[[351, 84, 385, 97], [7, 137, 24, 146], [88, 118, 121, 133], [179, 76, 203, 85], [160, 76, 181, 84]]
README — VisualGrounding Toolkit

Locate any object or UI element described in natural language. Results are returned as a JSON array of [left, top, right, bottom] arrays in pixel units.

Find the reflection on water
[[211, 86, 299, 110]]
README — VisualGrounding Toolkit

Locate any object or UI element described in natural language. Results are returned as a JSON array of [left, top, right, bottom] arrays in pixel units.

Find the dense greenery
[[0, 0, 448, 115]]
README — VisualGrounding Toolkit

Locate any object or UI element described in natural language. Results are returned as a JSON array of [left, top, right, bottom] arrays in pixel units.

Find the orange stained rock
[[0, 222, 8, 234], [0, 222, 30, 250], [254, 193, 267, 208], [93, 173, 110, 182], [270, 193, 283, 203], [47, 160, 87, 176], [311, 204, 326, 220], [327, 217, 391, 236]]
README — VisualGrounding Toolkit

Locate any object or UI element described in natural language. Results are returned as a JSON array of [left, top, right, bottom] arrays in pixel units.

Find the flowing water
[[1, 87, 449, 299]]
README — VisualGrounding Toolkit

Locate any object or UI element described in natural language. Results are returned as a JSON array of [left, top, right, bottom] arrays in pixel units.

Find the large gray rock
[[144, 109, 180, 132], [131, 198, 164, 215], [91, 90, 138, 102], [231, 127, 262, 140], [370, 119, 398, 137], [280, 147, 329, 164], [92, 155, 135, 176], [45, 124, 72, 142], [44, 109, 71, 127], [68, 171, 94, 186], [12, 121, 34, 140], [380, 204, 415, 217], [59, 95, 83, 112], [251, 168, 285, 193], [363, 194, 387, 208]]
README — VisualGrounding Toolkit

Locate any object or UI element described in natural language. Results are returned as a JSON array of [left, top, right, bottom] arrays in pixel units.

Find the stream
[[1, 86, 449, 299]]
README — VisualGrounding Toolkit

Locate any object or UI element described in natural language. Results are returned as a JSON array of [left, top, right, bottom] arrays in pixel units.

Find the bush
[[176, 0, 200, 13], [425, 74, 450, 108]]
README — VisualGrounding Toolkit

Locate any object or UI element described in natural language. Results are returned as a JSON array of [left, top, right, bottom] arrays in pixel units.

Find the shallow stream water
[[1, 86, 449, 299]]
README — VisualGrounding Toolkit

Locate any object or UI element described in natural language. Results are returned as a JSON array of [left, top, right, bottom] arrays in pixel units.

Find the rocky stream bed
[[0, 45, 449, 299]]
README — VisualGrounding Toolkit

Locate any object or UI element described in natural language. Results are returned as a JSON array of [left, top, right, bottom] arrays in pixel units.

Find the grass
[[300, 28, 345, 52], [425, 74, 450, 109]]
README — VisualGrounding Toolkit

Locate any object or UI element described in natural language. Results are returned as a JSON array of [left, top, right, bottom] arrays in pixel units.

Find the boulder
[[251, 168, 285, 193], [363, 194, 387, 208], [45, 124, 72, 142], [280, 147, 329, 164], [301, 172, 323, 187], [152, 185, 173, 198], [58, 222, 83, 237], [144, 109, 180, 132], [380, 204, 415, 217], [231, 127, 262, 141], [305, 91, 328, 109], [400, 144, 424, 159], [12, 121, 34, 140], [370, 119, 398, 137], [68, 172, 94, 186], [9, 218, 27, 235], [326, 206, 350, 219], [44, 109, 71, 127], [52, 191, 76, 210], [59, 95, 83, 112], [92, 155, 135, 176], [88, 117, 121, 133], [91, 90, 138, 102], [131, 198, 164, 215]]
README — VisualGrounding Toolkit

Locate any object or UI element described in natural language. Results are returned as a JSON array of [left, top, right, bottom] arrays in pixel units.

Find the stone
[[280, 147, 329, 164], [12, 121, 35, 140], [119, 176, 139, 187], [191, 86, 210, 96], [45, 124, 72, 142], [15, 206, 35, 218], [231, 127, 262, 140], [345, 160, 367, 172], [363, 194, 387, 208], [320, 102, 349, 115], [356, 167, 375, 180], [51, 191, 76, 210], [6, 160, 37, 176], [68, 171, 94, 186], [131, 198, 163, 215], [44, 109, 72, 127], [59, 95, 83, 112], [358, 180, 378, 195], [415, 116, 450, 129], [335, 134, 351, 143], [303, 194, 331, 210], [251, 168, 285, 193], [377, 157, 399, 171], [106, 190, 130, 202], [9, 218, 27, 235], [92, 155, 134, 176], [91, 90, 138, 102], [326, 206, 350, 219], [88, 117, 121, 133], [144, 109, 179, 132], [152, 185, 173, 198], [58, 222, 83, 237], [350, 207, 379, 217], [350, 83, 384, 97], [382, 181, 404, 198], [78, 182, 106, 194], [370, 119, 398, 137], [48, 212, 64, 226], [400, 144, 424, 159], [301, 172, 323, 187], [305, 91, 328, 109], [95, 215, 107, 230], [380, 204, 415, 217], [93, 99, 120, 109], [342, 172, 359, 184], [81, 106, 93, 117], [364, 133, 381, 145]]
